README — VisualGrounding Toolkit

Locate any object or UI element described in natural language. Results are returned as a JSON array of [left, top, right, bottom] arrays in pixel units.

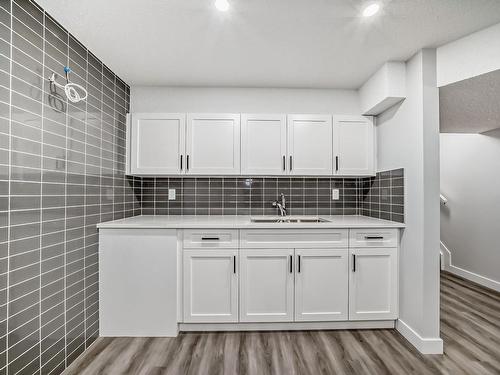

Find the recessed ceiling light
[[362, 3, 380, 17], [215, 0, 229, 12]]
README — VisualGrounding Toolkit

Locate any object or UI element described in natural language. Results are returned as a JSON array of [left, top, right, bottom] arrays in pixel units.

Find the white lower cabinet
[[99, 227, 400, 338], [348, 247, 398, 320], [295, 249, 348, 321], [239, 249, 294, 322], [180, 229, 399, 327], [183, 249, 238, 323], [99, 229, 178, 337], [239, 248, 350, 323]]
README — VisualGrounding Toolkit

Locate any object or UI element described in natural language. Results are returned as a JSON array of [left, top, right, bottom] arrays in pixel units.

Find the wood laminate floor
[[64, 272, 500, 375]]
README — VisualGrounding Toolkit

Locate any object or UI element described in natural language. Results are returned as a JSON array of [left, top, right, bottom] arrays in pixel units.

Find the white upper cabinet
[[287, 114, 333, 175], [186, 114, 241, 175], [130, 113, 185, 175], [334, 116, 375, 176], [128, 112, 376, 176], [241, 114, 287, 175]]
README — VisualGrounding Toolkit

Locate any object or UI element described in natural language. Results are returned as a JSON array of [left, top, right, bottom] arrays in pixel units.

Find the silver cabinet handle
[[283, 155, 286, 171], [335, 156, 339, 172], [180, 155, 183, 171], [352, 254, 356, 272], [233, 255, 236, 274], [201, 237, 220, 241], [365, 236, 384, 240], [298, 255, 301, 273], [289, 255, 293, 273], [289, 156, 292, 171], [186, 155, 189, 170]]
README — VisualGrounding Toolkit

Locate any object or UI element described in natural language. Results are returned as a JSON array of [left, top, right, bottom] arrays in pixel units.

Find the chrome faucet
[[272, 193, 288, 217]]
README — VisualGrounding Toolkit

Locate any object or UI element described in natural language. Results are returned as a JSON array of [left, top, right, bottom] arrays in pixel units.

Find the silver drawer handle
[[365, 236, 384, 240], [201, 237, 220, 241]]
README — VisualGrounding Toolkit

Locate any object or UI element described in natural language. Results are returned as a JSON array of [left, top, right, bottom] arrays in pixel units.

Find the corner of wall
[[396, 319, 443, 354]]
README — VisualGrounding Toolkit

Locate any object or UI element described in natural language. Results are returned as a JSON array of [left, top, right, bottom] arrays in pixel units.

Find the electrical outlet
[[332, 189, 340, 200], [168, 189, 176, 200]]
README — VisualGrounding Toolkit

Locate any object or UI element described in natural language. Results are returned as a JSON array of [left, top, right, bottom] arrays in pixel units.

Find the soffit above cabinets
[[359, 62, 406, 116]]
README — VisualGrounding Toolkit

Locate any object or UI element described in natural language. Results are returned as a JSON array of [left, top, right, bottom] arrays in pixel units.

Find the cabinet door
[[287, 114, 333, 175], [186, 113, 240, 175], [295, 249, 348, 321], [241, 114, 287, 175], [240, 249, 294, 322], [130, 113, 185, 175], [334, 116, 374, 176], [349, 248, 398, 320], [183, 249, 238, 323]]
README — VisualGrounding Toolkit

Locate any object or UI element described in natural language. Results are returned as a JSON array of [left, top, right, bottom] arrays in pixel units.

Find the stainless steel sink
[[251, 217, 330, 223]]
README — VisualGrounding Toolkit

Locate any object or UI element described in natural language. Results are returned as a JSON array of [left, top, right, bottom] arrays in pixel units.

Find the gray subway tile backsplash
[[138, 169, 404, 222], [361, 168, 405, 223], [0, 0, 138, 374]]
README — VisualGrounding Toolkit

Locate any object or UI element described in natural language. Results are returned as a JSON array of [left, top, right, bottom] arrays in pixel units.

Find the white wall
[[440, 131, 500, 289], [130, 86, 360, 114], [437, 22, 500, 87], [377, 49, 442, 353]]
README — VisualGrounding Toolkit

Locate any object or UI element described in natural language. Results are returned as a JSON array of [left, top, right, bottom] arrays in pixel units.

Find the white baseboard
[[180, 320, 395, 332], [444, 264, 500, 292], [396, 319, 443, 354], [440, 242, 500, 292]]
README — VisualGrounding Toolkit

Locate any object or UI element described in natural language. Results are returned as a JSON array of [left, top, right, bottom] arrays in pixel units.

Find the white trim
[[180, 320, 395, 332], [440, 241, 451, 271], [396, 319, 443, 354], [440, 242, 500, 292]]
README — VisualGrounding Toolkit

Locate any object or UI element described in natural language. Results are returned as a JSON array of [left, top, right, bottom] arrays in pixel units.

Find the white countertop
[[97, 215, 405, 229]]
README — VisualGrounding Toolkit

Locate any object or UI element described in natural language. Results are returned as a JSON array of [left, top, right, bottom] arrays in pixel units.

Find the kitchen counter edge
[[97, 215, 405, 229]]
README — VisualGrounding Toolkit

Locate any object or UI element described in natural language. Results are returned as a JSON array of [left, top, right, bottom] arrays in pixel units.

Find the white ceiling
[[440, 69, 500, 133], [37, 0, 500, 89]]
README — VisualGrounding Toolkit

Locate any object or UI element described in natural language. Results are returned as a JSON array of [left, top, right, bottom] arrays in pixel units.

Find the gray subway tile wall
[[0, 1, 139, 374], [139, 171, 404, 221]]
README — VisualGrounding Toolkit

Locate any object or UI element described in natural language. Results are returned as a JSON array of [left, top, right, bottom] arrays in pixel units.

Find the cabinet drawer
[[183, 229, 238, 248], [240, 229, 348, 248], [349, 229, 398, 248]]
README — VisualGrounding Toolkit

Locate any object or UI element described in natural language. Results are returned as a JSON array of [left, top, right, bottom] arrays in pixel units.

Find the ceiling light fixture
[[215, 0, 229, 12], [362, 3, 380, 17]]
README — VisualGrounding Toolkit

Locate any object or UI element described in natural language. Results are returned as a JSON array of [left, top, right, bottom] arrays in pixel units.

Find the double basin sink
[[251, 216, 330, 223]]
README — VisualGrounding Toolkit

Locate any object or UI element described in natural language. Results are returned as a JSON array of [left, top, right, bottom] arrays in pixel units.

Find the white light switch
[[332, 189, 340, 200], [168, 189, 176, 200]]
